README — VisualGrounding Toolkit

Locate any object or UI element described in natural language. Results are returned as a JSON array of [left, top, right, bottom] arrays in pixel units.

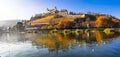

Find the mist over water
[[0, 20, 21, 27]]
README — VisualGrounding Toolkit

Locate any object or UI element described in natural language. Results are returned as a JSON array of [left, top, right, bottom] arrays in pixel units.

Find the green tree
[[41, 25, 48, 29], [74, 18, 85, 23], [47, 25, 53, 29]]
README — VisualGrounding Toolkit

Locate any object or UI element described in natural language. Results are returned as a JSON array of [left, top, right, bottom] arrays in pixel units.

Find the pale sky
[[0, 0, 45, 21], [0, 0, 120, 21]]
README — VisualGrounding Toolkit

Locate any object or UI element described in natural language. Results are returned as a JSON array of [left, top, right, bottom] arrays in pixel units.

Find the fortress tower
[[46, 7, 58, 15]]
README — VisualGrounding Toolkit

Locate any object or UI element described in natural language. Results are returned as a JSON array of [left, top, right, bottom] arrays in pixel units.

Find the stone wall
[[58, 11, 68, 16], [67, 14, 86, 18]]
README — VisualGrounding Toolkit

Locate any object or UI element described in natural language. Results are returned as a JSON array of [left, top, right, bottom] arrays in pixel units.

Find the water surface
[[0, 32, 120, 57]]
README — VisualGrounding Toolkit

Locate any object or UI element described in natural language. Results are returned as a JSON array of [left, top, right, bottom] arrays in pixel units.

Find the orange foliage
[[49, 17, 74, 25], [95, 32, 108, 45], [112, 18, 120, 27], [32, 33, 75, 51], [57, 20, 75, 29], [95, 16, 113, 28], [112, 18, 120, 23]]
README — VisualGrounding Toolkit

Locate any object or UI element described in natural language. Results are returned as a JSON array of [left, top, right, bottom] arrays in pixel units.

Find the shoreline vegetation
[[24, 28, 118, 35]]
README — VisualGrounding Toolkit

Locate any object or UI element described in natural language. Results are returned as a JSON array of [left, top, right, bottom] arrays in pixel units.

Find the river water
[[0, 32, 120, 57]]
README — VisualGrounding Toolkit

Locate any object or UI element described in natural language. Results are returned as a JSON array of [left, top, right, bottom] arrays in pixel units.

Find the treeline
[[95, 15, 120, 28], [40, 14, 120, 29]]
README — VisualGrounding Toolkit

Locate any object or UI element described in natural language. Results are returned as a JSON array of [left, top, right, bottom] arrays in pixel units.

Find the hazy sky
[[0, 0, 120, 21]]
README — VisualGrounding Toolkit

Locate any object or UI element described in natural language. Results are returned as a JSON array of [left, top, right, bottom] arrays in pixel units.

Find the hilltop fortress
[[46, 7, 68, 16], [25, 7, 120, 30], [25, 7, 93, 29], [6, 7, 120, 32], [46, 7, 85, 18], [30, 7, 86, 21]]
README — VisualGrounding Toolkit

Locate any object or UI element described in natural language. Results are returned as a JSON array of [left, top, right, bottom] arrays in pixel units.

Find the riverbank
[[23, 28, 120, 34]]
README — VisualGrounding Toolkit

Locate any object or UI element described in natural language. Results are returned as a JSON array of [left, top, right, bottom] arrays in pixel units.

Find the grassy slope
[[28, 14, 120, 26], [32, 15, 55, 23], [30, 15, 75, 24]]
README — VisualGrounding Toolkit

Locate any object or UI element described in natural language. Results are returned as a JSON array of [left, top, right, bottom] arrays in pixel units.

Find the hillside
[[32, 15, 55, 23], [26, 9, 120, 29], [27, 15, 76, 25]]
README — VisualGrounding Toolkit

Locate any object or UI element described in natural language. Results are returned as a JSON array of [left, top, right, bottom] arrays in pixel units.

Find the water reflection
[[0, 33, 41, 43], [0, 32, 120, 57], [32, 32, 120, 54]]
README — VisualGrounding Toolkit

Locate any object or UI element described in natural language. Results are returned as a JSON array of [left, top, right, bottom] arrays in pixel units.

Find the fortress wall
[[58, 11, 68, 16], [67, 14, 86, 18]]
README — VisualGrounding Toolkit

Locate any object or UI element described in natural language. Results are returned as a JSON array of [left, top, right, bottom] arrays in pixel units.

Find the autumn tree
[[74, 18, 86, 23], [57, 20, 75, 29], [47, 25, 53, 29], [95, 16, 114, 28], [87, 14, 96, 21], [111, 17, 120, 28], [41, 25, 48, 29], [74, 18, 86, 28]]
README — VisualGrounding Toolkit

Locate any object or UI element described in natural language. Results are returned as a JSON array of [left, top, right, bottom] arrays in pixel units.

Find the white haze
[[0, 0, 44, 21]]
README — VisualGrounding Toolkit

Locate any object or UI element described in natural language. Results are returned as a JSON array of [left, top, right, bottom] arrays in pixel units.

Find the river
[[0, 32, 120, 57]]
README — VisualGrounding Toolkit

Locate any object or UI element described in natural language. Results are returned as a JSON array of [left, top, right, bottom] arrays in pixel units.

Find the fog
[[0, 20, 21, 27]]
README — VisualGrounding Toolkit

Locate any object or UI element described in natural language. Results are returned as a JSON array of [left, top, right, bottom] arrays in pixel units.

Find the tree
[[95, 16, 114, 28], [74, 18, 85, 23], [69, 12, 76, 15], [47, 25, 53, 29], [86, 14, 96, 21], [41, 25, 48, 29], [57, 20, 75, 29], [69, 12, 74, 15], [74, 18, 86, 28], [111, 17, 120, 28]]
